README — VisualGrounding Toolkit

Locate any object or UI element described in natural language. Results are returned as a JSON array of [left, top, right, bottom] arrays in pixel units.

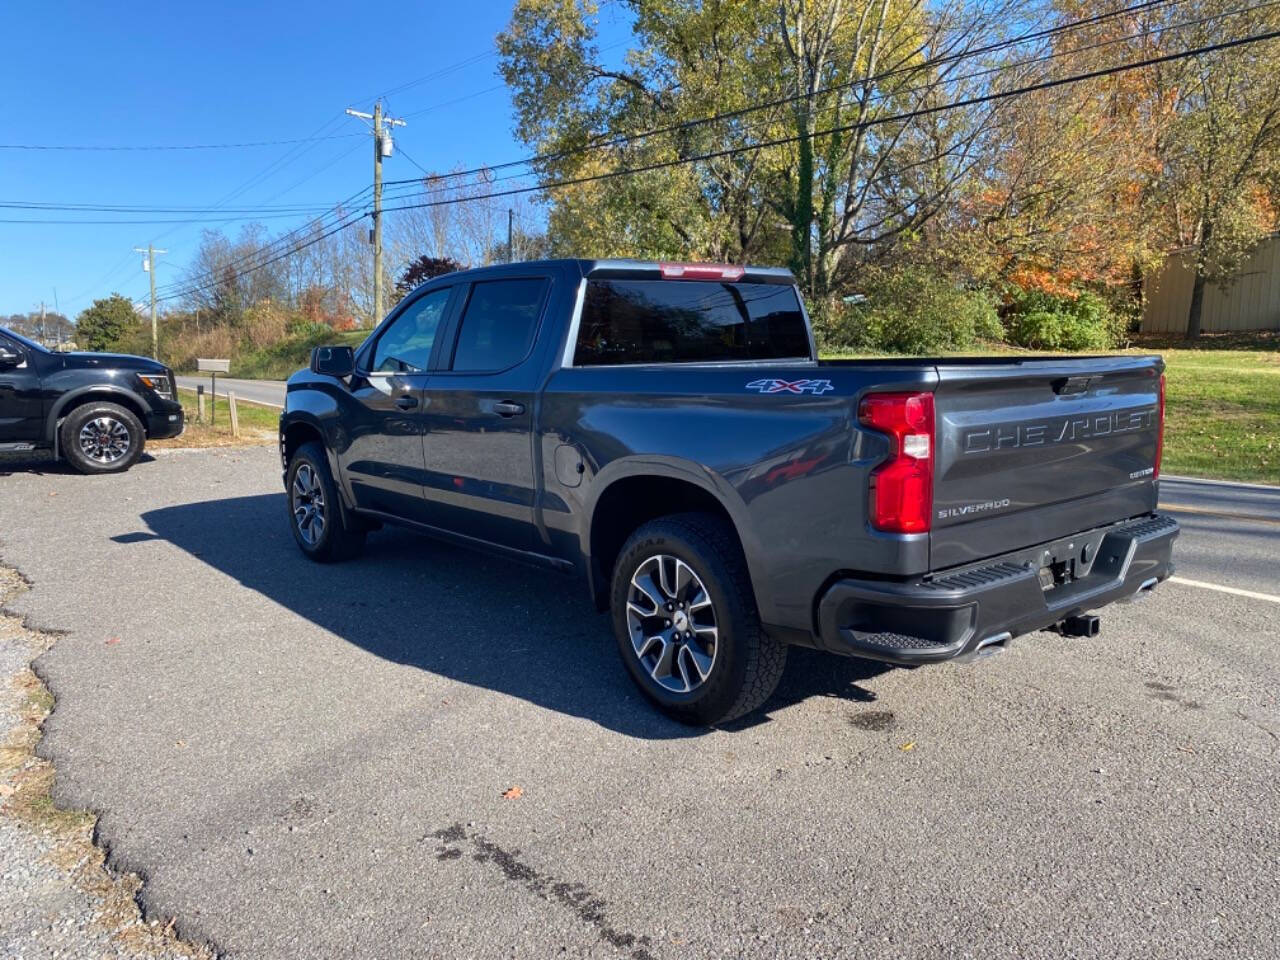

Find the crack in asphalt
[[429, 824, 657, 960]]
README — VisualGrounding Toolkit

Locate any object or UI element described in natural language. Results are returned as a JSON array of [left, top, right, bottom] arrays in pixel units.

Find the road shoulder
[[0, 564, 214, 960]]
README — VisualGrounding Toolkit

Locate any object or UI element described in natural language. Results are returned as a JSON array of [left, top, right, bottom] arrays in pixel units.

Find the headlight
[[138, 374, 173, 398]]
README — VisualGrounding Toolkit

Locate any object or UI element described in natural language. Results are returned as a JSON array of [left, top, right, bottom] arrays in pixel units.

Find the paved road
[[174, 376, 286, 408], [0, 450, 1276, 959]]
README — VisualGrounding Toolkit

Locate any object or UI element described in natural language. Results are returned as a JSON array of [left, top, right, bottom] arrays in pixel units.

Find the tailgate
[[931, 356, 1163, 569]]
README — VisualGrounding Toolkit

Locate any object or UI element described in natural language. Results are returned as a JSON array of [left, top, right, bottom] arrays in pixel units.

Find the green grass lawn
[[1153, 348, 1278, 484]]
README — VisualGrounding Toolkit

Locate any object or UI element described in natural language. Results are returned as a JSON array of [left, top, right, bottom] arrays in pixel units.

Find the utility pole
[[133, 244, 167, 359], [346, 101, 405, 324], [508, 208, 514, 263]]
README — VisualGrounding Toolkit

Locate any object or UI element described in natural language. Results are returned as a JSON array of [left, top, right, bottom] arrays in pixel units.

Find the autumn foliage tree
[[395, 255, 464, 299]]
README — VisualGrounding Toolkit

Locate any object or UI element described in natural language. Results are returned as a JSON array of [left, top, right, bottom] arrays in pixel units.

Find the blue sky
[[0, 1, 630, 318]]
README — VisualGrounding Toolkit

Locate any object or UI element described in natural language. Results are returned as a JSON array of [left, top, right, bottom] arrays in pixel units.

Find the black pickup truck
[[0, 325, 183, 473], [279, 259, 1178, 724]]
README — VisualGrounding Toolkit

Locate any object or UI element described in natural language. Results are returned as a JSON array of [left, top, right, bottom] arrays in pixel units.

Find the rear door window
[[574, 279, 810, 365], [450, 278, 550, 372]]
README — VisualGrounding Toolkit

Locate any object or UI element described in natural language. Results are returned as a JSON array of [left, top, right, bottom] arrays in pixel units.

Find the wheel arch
[[582, 458, 763, 613], [281, 416, 326, 464], [279, 411, 353, 507], [49, 388, 150, 453]]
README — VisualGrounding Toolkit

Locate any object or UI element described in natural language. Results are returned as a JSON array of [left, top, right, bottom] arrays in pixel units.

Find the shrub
[[164, 327, 238, 372], [1004, 288, 1128, 351], [233, 325, 366, 380], [816, 267, 1002, 355], [242, 302, 290, 348]]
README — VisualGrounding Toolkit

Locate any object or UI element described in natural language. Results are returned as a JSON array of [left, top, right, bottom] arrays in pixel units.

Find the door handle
[[493, 400, 526, 418], [396, 395, 419, 410]]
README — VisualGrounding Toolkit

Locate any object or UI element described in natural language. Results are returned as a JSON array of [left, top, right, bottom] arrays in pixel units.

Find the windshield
[[0, 325, 48, 353]]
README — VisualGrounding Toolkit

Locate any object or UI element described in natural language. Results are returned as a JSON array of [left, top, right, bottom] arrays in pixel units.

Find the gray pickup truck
[[279, 259, 1178, 724]]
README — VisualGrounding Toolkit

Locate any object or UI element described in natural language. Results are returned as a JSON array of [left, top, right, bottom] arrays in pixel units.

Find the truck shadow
[[0, 452, 158, 476], [135, 494, 891, 739]]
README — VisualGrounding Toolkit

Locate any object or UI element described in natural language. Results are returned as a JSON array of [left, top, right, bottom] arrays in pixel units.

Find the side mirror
[[0, 345, 22, 368], [310, 345, 355, 378]]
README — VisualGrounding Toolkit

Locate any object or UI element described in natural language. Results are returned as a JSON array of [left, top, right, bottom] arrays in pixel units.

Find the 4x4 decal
[[745, 378, 834, 395]]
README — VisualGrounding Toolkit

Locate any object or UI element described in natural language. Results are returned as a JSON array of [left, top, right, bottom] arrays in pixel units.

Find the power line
[[155, 208, 370, 304], [151, 196, 372, 297], [150, 181, 376, 297], [151, 14, 1280, 306], [0, 133, 365, 151], [399, 84, 508, 119], [155, 24, 1280, 306], [8, 0, 1237, 226], [371, 28, 1280, 218], [379, 0, 1191, 190], [0, 200, 357, 214], [0, 210, 371, 225]]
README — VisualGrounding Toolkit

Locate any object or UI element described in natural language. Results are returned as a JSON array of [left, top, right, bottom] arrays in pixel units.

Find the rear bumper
[[815, 513, 1179, 664]]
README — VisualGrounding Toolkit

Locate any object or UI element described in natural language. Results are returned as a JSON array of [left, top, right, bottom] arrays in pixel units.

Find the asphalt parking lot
[[1, 447, 1277, 959]]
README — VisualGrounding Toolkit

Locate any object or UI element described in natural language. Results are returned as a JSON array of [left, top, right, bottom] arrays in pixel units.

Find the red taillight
[[1154, 372, 1166, 479], [658, 262, 745, 281], [858, 392, 935, 533]]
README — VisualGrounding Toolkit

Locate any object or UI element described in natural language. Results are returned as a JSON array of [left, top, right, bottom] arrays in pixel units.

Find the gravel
[[0, 568, 211, 960]]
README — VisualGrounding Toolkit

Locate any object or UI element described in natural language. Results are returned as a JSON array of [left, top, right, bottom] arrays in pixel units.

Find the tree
[[499, 0, 792, 266], [75, 294, 141, 352], [5, 310, 73, 344], [498, 0, 1015, 301], [395, 255, 464, 298]]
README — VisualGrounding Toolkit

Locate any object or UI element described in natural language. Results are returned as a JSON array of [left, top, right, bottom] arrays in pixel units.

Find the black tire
[[59, 401, 145, 475], [286, 441, 365, 562], [610, 512, 786, 725]]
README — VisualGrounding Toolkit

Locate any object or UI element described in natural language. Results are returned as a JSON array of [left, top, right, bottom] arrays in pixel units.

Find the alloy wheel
[[291, 463, 326, 546], [625, 554, 719, 693], [77, 416, 132, 464]]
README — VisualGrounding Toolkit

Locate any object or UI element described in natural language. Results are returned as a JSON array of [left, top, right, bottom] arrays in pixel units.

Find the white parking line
[[1162, 474, 1280, 492], [1170, 576, 1280, 604]]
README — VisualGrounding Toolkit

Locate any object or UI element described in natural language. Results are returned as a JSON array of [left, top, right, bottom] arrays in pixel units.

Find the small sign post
[[197, 358, 230, 426]]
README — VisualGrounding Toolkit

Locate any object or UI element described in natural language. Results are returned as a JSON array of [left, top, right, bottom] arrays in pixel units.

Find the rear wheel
[[59, 402, 145, 474], [610, 512, 786, 725], [286, 442, 365, 562]]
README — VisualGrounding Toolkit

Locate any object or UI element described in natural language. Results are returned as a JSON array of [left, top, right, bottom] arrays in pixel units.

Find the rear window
[[573, 279, 810, 366]]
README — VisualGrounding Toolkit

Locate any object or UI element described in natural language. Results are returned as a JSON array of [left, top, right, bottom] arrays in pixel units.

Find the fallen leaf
[[899, 742, 916, 752], [501, 785, 524, 800]]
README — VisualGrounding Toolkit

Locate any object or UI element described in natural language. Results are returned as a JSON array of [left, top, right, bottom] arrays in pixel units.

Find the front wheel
[[59, 402, 145, 474], [286, 442, 365, 562], [610, 512, 786, 725]]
